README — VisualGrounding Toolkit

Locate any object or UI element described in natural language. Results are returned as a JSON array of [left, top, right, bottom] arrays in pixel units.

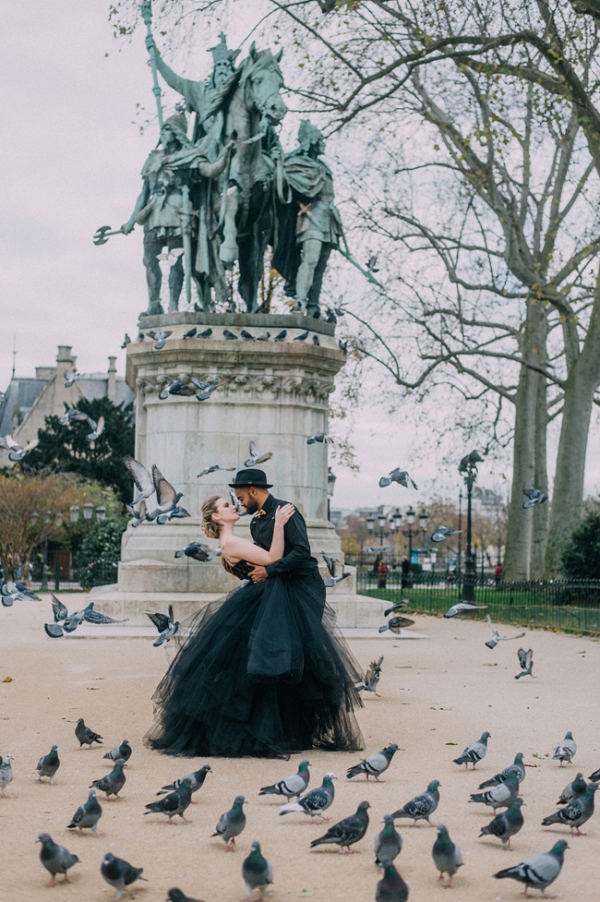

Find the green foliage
[[561, 506, 600, 579], [23, 397, 135, 505], [74, 516, 127, 588]]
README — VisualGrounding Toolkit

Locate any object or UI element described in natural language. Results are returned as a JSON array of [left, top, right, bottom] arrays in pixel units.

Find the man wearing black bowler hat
[[229, 468, 324, 598]]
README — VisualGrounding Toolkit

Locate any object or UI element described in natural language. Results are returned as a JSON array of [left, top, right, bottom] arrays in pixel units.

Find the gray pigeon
[[431, 525, 462, 543], [357, 656, 384, 696], [198, 328, 213, 338], [293, 330, 309, 341], [183, 327, 197, 339], [212, 795, 247, 849], [158, 764, 212, 800], [470, 771, 519, 810], [90, 757, 126, 800], [104, 739, 132, 764], [478, 752, 526, 789], [101, 853, 146, 901], [145, 605, 179, 646], [493, 839, 568, 895], [479, 797, 525, 850], [347, 744, 398, 782], [312, 334, 320, 345], [541, 781, 597, 835], [242, 841, 273, 899], [145, 778, 193, 823], [553, 731, 577, 765], [321, 551, 350, 587], [374, 814, 403, 864], [256, 331, 271, 341], [378, 616, 415, 634], [167, 891, 204, 902], [379, 468, 418, 490], [516, 647, 535, 678], [197, 464, 235, 478], [274, 330, 287, 341], [37, 833, 79, 886], [75, 717, 103, 749], [310, 800, 370, 853], [36, 744, 60, 784], [223, 329, 238, 340], [121, 333, 131, 349], [443, 602, 486, 618], [485, 614, 526, 649], [523, 488, 548, 509], [147, 329, 172, 350], [245, 441, 273, 467], [557, 772, 587, 805], [432, 824, 463, 888], [392, 779, 440, 826], [0, 754, 14, 797], [241, 330, 256, 341], [307, 432, 334, 444], [376, 856, 409, 902], [384, 600, 409, 617], [279, 772, 336, 822], [454, 732, 491, 769], [259, 759, 310, 799], [67, 789, 103, 835]]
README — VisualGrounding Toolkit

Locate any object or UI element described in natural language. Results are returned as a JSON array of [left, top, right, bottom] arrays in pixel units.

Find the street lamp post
[[458, 450, 483, 602], [377, 511, 387, 546]]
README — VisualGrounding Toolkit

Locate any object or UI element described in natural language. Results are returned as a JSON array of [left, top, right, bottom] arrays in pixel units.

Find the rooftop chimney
[[107, 356, 117, 403]]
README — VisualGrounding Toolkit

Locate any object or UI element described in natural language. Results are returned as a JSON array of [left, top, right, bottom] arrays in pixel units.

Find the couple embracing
[[147, 468, 364, 759]]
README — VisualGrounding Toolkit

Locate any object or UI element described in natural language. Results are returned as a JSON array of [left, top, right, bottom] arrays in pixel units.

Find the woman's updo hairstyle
[[201, 495, 221, 539]]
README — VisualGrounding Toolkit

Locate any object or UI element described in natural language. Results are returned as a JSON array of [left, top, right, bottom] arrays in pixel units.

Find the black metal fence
[[28, 559, 119, 592], [357, 569, 600, 635]]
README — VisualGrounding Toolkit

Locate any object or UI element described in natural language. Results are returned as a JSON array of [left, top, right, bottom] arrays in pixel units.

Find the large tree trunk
[[530, 346, 549, 580], [544, 295, 600, 575]]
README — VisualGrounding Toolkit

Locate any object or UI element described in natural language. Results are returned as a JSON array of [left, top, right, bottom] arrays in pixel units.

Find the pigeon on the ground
[[37, 833, 79, 886], [347, 744, 398, 782], [212, 795, 247, 849], [357, 656, 384, 696], [557, 772, 587, 805], [478, 752, 526, 789], [167, 891, 204, 902], [104, 740, 132, 764], [307, 432, 334, 444], [36, 744, 60, 784], [75, 717, 103, 749], [158, 764, 212, 801], [376, 856, 409, 902], [101, 853, 146, 901], [374, 815, 403, 864], [198, 328, 213, 338], [392, 780, 440, 826], [493, 839, 568, 895], [174, 542, 221, 562], [279, 773, 336, 822], [553, 731, 577, 765], [223, 329, 238, 340], [121, 333, 131, 349], [90, 757, 126, 800], [480, 797, 525, 850], [293, 330, 309, 341], [486, 615, 526, 649], [145, 778, 193, 823], [470, 771, 519, 810], [453, 732, 491, 769], [259, 759, 310, 800], [310, 800, 370, 853], [432, 824, 463, 888], [242, 841, 273, 899], [516, 647, 535, 679], [148, 329, 172, 350], [183, 327, 197, 339], [197, 464, 235, 478], [0, 754, 14, 797], [378, 616, 415, 633], [430, 525, 462, 543], [0, 434, 39, 461], [245, 441, 273, 467], [379, 469, 418, 490], [589, 765, 600, 781], [145, 605, 179, 646], [274, 330, 287, 341], [542, 781, 597, 835], [523, 488, 549, 509], [443, 601, 486, 618], [67, 789, 103, 835], [64, 371, 82, 388], [384, 600, 409, 617]]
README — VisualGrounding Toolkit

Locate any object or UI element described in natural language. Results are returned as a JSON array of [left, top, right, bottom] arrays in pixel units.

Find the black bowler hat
[[228, 468, 273, 489]]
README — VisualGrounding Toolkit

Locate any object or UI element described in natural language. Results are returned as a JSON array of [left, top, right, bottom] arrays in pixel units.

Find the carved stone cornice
[[136, 371, 336, 403]]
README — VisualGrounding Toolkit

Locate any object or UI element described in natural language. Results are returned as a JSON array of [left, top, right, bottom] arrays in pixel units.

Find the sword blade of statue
[[337, 248, 384, 289], [181, 184, 193, 305], [140, 0, 164, 130]]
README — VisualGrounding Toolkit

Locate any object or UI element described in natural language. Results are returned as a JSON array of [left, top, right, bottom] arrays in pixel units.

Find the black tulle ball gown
[[146, 562, 364, 758]]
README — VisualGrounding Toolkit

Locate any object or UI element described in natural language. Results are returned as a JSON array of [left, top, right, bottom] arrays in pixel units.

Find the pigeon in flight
[[212, 795, 247, 849], [392, 780, 440, 827], [453, 732, 491, 769], [101, 853, 146, 900], [310, 800, 370, 854], [346, 744, 398, 782], [147, 329, 172, 350], [67, 789, 103, 835], [199, 327, 213, 338], [279, 773, 336, 822], [485, 615, 526, 649], [1, 579, 40, 605], [432, 824, 463, 888], [356, 655, 384, 696], [197, 464, 235, 478], [379, 469, 418, 490], [75, 718, 103, 749], [121, 333, 131, 349], [374, 815, 402, 865], [274, 330, 287, 341], [245, 441, 273, 467], [493, 839, 568, 896], [480, 797, 525, 850], [64, 371, 81, 388], [523, 488, 548, 509], [36, 745, 60, 784], [321, 552, 350, 587], [124, 457, 156, 505], [158, 764, 212, 801], [307, 432, 334, 444], [183, 327, 197, 339], [378, 616, 415, 634], [59, 408, 104, 441], [175, 542, 221, 562], [126, 500, 147, 527], [0, 434, 39, 462], [260, 759, 310, 800], [443, 601, 486, 619], [145, 465, 184, 522], [37, 833, 79, 887], [294, 330, 309, 342], [431, 525, 462, 543], [145, 605, 179, 646], [44, 596, 120, 637], [516, 647, 535, 679], [384, 600, 409, 617], [366, 254, 380, 272], [157, 247, 184, 265], [242, 842, 273, 899], [553, 731, 577, 766]]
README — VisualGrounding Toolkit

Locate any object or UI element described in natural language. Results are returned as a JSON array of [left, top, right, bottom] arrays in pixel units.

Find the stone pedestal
[[101, 311, 390, 626]]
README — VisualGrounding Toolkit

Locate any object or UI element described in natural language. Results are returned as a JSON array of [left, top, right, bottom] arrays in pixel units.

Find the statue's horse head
[[239, 43, 287, 127]]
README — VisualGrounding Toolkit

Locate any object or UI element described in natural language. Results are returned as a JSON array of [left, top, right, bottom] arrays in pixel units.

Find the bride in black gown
[[147, 491, 364, 758]]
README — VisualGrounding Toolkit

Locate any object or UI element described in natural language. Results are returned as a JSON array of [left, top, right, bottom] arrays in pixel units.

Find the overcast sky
[[2, 2, 599, 512]]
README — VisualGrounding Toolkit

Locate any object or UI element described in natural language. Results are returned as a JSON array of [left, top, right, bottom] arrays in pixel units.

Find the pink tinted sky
[[1, 2, 599, 510]]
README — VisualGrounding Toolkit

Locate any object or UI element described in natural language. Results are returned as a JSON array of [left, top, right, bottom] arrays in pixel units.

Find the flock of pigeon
[[3, 720, 599, 900]]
